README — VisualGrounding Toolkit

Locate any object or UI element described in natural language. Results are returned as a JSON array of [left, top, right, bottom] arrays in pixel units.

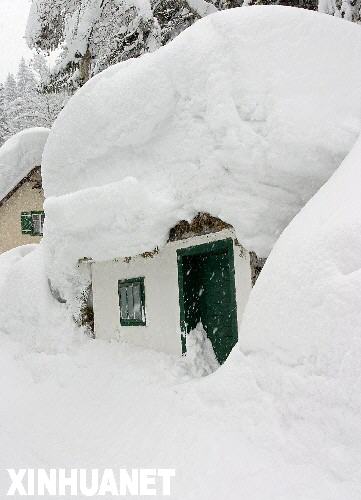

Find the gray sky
[[0, 0, 32, 81]]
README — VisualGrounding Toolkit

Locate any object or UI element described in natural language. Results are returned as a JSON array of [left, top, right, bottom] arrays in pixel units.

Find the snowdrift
[[0, 127, 50, 201], [239, 133, 361, 389], [0, 245, 76, 352], [42, 6, 361, 294]]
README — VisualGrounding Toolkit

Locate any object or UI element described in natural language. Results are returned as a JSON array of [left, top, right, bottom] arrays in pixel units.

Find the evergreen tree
[[26, 0, 161, 90], [31, 53, 69, 127], [0, 84, 10, 145], [7, 57, 40, 132], [0, 57, 68, 140], [26, 0, 321, 92], [3, 74, 19, 138], [318, 0, 361, 21], [3, 74, 18, 105]]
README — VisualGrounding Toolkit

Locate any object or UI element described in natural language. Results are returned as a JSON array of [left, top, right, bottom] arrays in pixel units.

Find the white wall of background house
[[91, 229, 252, 355]]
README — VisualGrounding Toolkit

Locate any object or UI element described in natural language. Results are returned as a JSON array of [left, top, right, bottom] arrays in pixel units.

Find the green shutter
[[21, 212, 33, 234]]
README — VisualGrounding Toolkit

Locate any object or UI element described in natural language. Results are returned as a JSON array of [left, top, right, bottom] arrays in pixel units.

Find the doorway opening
[[177, 238, 238, 365]]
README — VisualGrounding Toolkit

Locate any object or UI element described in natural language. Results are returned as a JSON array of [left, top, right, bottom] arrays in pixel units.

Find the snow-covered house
[[0, 128, 50, 254], [89, 214, 264, 363], [41, 7, 361, 364]]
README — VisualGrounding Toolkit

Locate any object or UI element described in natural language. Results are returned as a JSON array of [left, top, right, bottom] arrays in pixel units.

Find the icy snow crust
[[0, 127, 49, 201], [43, 6, 361, 286]]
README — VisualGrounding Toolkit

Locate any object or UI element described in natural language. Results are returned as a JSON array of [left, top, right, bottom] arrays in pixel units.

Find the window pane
[[127, 285, 134, 319], [40, 213, 45, 235], [132, 283, 142, 320], [120, 286, 128, 319], [118, 278, 145, 325], [32, 214, 41, 234]]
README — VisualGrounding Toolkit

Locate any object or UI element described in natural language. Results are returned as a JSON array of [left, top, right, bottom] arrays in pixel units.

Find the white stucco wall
[[91, 229, 252, 356]]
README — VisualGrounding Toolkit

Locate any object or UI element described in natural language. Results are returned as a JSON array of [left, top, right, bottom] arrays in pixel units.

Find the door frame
[[176, 238, 238, 356]]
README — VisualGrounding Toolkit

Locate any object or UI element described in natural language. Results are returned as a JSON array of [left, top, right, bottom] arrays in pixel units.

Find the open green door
[[177, 239, 238, 365]]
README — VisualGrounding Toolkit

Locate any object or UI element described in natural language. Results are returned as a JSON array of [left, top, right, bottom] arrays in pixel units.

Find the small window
[[31, 212, 45, 236], [118, 277, 146, 326], [20, 211, 45, 236]]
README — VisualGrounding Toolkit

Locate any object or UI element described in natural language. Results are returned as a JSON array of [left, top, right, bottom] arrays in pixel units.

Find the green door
[[177, 239, 238, 364]]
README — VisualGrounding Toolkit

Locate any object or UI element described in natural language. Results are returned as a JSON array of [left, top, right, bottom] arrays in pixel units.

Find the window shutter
[[21, 212, 33, 234]]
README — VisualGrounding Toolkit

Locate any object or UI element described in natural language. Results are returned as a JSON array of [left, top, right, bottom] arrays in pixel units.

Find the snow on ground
[[0, 236, 360, 498], [0, 127, 50, 201], [42, 6, 361, 299], [0, 316, 360, 499], [0, 246, 76, 352], [0, 244, 36, 289]]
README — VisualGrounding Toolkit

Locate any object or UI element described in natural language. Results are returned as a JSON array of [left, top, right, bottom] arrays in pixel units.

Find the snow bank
[[42, 7, 361, 293], [176, 323, 219, 377], [0, 325, 360, 499], [0, 127, 50, 201], [239, 132, 361, 392], [0, 245, 76, 352], [0, 244, 37, 290]]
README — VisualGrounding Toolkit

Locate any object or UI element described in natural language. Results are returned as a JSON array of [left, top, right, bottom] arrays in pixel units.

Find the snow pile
[[0, 321, 360, 499], [176, 323, 219, 377], [0, 244, 36, 289], [239, 133, 361, 402], [0, 245, 77, 353], [42, 6, 361, 294], [0, 127, 50, 201]]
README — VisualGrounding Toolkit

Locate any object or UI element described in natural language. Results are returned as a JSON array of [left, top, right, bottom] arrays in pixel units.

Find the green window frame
[[118, 277, 146, 326], [20, 211, 45, 236]]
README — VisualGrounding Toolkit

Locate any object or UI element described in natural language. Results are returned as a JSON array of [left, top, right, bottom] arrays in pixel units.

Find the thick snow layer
[[0, 314, 360, 499], [42, 6, 361, 290], [0, 245, 76, 352], [0, 239, 359, 499], [0, 127, 50, 201], [0, 244, 37, 290], [2, 133, 361, 500], [239, 132, 361, 386]]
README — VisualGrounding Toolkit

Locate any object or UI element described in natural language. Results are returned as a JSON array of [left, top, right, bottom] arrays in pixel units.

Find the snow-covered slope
[[239, 132, 361, 385], [42, 7, 361, 290], [0, 127, 50, 201]]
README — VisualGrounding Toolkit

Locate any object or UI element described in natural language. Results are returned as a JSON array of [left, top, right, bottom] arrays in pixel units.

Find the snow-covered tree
[[0, 84, 10, 145], [7, 58, 40, 132], [3, 74, 18, 105], [318, 0, 361, 21], [244, 0, 316, 7], [1, 57, 68, 140], [25, 0, 243, 89], [26, 0, 162, 89], [31, 53, 69, 127], [2, 74, 19, 138], [26, 0, 323, 91]]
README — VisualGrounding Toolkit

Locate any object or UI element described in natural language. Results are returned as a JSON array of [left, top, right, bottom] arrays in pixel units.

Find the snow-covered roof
[[42, 6, 361, 290], [0, 127, 50, 202]]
